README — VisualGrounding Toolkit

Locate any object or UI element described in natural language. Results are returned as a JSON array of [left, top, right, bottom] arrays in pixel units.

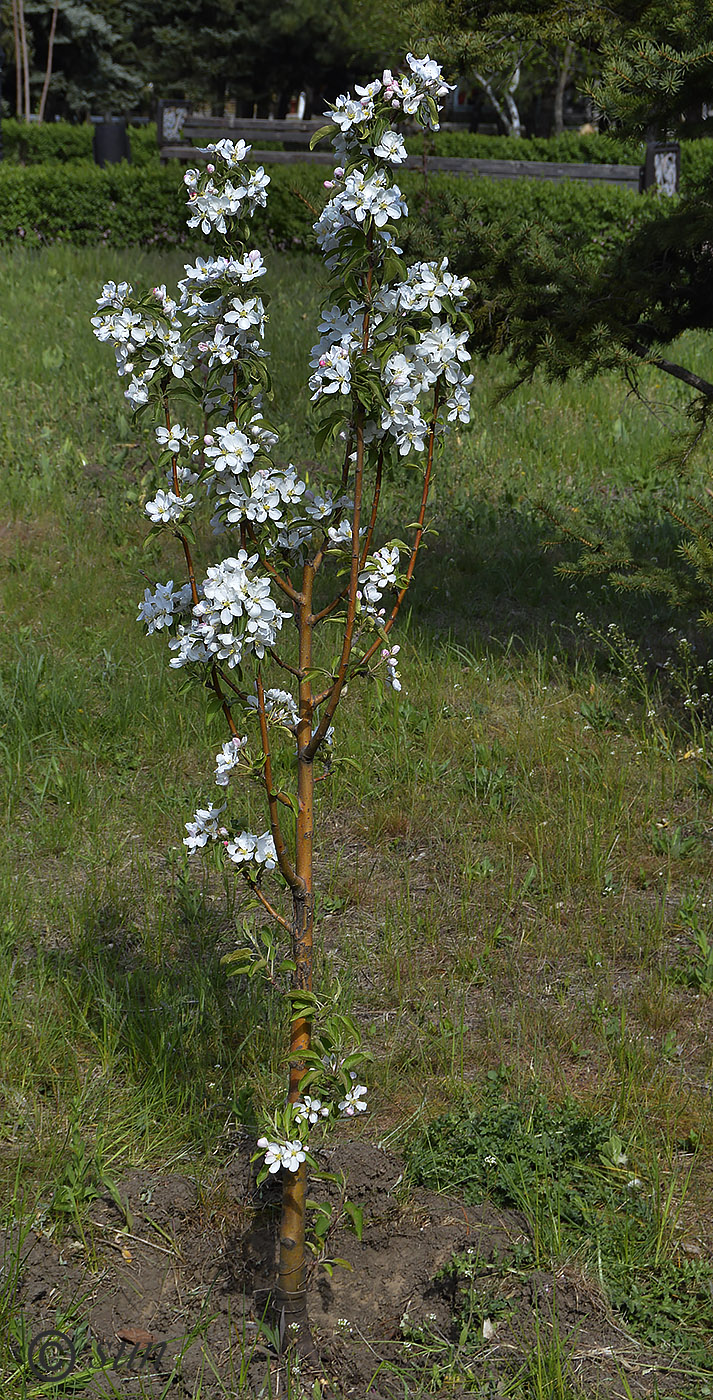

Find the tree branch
[[243, 873, 291, 933], [245, 523, 301, 603], [630, 342, 713, 400], [311, 445, 383, 626], [359, 384, 440, 670], [303, 250, 374, 761], [255, 669, 301, 891]]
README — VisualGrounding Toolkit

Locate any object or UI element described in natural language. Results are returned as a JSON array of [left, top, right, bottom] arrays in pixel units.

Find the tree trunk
[[276, 566, 315, 1353], [38, 3, 59, 122], [553, 41, 575, 136], [504, 64, 522, 138], [17, 0, 31, 119], [473, 64, 522, 137], [11, 0, 22, 118]]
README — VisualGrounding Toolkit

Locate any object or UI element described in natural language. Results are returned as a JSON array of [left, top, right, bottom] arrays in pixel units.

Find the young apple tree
[[92, 52, 472, 1343]]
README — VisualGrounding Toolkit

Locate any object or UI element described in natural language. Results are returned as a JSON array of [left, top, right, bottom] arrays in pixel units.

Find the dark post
[[0, 45, 4, 162], [92, 116, 131, 167], [641, 141, 680, 196]]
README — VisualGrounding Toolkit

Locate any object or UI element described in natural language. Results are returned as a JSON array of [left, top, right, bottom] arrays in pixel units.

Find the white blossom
[[257, 1136, 306, 1173], [137, 580, 177, 633], [359, 544, 400, 605], [381, 643, 402, 691], [145, 490, 194, 526], [294, 1097, 330, 1125], [184, 804, 227, 853], [214, 736, 248, 786], [339, 1085, 368, 1115], [225, 829, 277, 871], [156, 423, 198, 454], [374, 130, 407, 164], [247, 687, 298, 726], [201, 137, 251, 166], [205, 422, 257, 475]]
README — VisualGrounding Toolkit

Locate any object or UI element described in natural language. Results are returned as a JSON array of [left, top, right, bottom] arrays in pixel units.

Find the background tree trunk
[[38, 4, 59, 122], [553, 40, 575, 136], [11, 0, 22, 117], [17, 0, 31, 119]]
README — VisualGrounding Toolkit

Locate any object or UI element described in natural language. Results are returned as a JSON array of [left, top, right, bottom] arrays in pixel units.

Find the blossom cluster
[[329, 52, 451, 152], [183, 803, 277, 872], [255, 1082, 368, 1177], [309, 262, 472, 455], [91, 206, 269, 413], [184, 142, 269, 235]]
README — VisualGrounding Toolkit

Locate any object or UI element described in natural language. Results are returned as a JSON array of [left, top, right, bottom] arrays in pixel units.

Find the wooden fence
[[156, 107, 646, 191]]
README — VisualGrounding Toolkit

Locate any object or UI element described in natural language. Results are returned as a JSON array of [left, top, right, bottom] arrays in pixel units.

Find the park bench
[[156, 105, 677, 193]]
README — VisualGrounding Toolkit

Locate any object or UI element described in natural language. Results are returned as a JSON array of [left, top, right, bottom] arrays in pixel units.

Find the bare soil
[[4, 1140, 692, 1398]]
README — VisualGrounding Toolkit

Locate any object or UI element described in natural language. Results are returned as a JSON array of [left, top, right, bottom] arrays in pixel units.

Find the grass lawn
[[2, 243, 713, 1398]]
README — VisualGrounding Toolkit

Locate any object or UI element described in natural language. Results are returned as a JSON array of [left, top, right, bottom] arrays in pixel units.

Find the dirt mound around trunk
[[4, 1141, 686, 1397]]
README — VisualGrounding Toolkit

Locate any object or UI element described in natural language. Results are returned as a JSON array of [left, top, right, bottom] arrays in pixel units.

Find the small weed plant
[[670, 892, 713, 994], [406, 1089, 713, 1372]]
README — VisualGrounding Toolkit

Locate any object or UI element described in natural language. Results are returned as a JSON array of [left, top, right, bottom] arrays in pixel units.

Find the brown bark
[[11, 0, 22, 118], [629, 342, 713, 400], [17, 0, 30, 119], [553, 41, 575, 137], [38, 4, 59, 122], [276, 564, 315, 1350]]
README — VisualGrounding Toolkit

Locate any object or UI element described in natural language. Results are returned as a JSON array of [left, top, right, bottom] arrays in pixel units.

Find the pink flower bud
[[204, 434, 214, 445], [334, 167, 344, 177], [206, 163, 215, 173], [323, 180, 334, 189]]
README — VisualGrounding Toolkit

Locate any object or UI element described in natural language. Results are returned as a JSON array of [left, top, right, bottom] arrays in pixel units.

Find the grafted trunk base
[[273, 1285, 318, 1359]]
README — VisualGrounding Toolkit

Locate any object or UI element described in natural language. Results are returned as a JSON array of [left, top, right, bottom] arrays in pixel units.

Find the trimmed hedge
[[401, 174, 654, 274], [0, 162, 330, 249], [0, 163, 189, 248], [409, 129, 645, 165], [1, 119, 158, 166], [0, 159, 650, 256], [4, 120, 713, 193]]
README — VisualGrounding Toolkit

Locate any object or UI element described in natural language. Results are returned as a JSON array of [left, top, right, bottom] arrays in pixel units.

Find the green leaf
[[220, 948, 254, 966], [310, 123, 337, 150], [343, 1201, 364, 1241]]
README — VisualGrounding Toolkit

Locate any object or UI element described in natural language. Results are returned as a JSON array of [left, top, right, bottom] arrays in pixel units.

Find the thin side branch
[[312, 446, 384, 625], [304, 407, 369, 754], [267, 648, 304, 678], [311, 433, 355, 575], [360, 384, 440, 669], [243, 873, 291, 933], [211, 664, 240, 738], [246, 524, 301, 603], [255, 669, 301, 891]]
